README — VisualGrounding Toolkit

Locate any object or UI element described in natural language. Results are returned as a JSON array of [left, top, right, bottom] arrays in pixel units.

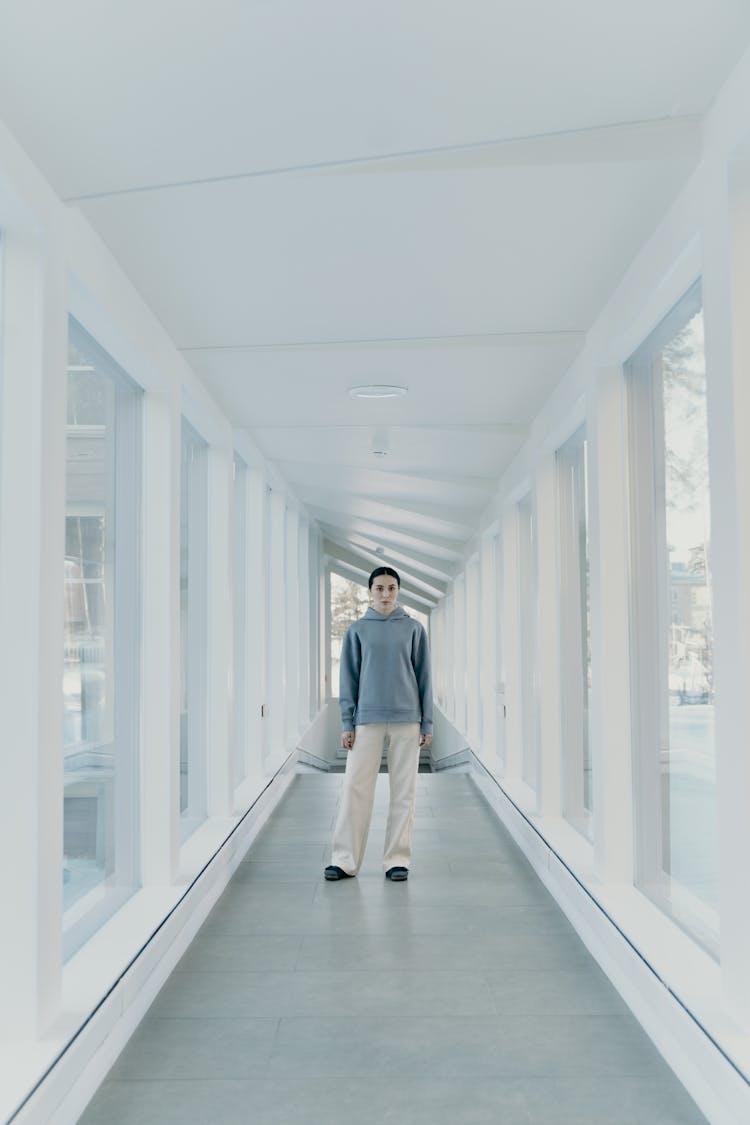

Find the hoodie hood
[[363, 606, 410, 621]]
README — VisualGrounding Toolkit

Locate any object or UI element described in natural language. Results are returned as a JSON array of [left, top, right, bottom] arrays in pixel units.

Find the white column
[[588, 365, 634, 883], [284, 506, 300, 749], [0, 229, 67, 1036], [453, 574, 467, 734], [141, 389, 181, 885], [479, 532, 498, 765], [266, 487, 287, 765], [244, 468, 266, 781], [536, 452, 563, 817], [298, 519, 311, 731], [323, 565, 332, 703], [308, 527, 321, 716], [706, 151, 750, 1028], [444, 593, 455, 719], [503, 509, 523, 779], [206, 445, 232, 816]]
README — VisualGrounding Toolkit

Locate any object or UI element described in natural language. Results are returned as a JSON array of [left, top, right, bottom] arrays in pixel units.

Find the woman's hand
[[341, 731, 355, 750], [419, 733, 433, 749]]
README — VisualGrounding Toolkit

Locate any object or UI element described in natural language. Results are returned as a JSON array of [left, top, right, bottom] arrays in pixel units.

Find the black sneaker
[[324, 866, 354, 880], [385, 867, 409, 881]]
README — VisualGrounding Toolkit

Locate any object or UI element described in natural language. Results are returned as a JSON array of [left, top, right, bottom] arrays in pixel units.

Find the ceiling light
[[68, 364, 96, 373], [349, 384, 408, 399]]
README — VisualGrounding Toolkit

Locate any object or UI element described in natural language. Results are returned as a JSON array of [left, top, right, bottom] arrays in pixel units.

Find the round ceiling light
[[349, 384, 408, 399]]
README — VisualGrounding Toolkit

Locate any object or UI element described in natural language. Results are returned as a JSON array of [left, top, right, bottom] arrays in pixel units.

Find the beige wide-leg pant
[[331, 722, 421, 875]]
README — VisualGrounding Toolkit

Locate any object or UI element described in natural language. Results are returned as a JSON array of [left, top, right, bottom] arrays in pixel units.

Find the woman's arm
[[413, 625, 433, 746]]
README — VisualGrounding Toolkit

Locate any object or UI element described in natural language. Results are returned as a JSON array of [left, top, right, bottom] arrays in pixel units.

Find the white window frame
[[179, 418, 208, 841]]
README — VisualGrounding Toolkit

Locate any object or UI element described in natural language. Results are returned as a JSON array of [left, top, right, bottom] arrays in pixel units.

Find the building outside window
[[627, 280, 718, 954], [63, 318, 141, 957], [329, 572, 370, 698]]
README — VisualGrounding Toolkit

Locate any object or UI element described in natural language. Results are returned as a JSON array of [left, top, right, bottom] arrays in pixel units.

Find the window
[[180, 419, 208, 840], [231, 455, 248, 787], [627, 281, 718, 953], [557, 426, 593, 839], [518, 492, 539, 791], [63, 319, 141, 957], [329, 572, 369, 697]]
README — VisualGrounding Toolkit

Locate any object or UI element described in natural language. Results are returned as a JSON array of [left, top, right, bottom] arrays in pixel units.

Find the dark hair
[[368, 566, 400, 589]]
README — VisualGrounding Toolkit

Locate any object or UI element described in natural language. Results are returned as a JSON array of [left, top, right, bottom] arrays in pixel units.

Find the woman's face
[[370, 576, 399, 615]]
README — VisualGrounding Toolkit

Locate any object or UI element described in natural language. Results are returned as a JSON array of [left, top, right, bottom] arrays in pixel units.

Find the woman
[[324, 566, 433, 882]]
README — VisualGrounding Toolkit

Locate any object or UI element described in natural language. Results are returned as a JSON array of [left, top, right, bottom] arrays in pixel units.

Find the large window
[[557, 426, 593, 839], [627, 281, 718, 953], [180, 419, 208, 840], [517, 492, 539, 791], [329, 572, 369, 697], [63, 319, 141, 957]]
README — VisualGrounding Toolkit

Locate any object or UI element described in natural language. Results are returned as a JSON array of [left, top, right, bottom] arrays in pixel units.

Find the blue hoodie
[[339, 607, 433, 735]]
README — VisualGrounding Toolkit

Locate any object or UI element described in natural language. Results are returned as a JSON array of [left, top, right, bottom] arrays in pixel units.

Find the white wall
[[430, 39, 750, 1125], [0, 109, 324, 1123]]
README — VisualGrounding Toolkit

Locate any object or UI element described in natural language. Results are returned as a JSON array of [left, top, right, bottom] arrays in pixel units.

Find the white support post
[[323, 565, 331, 703], [706, 151, 750, 1029], [0, 229, 67, 1036], [298, 519, 311, 731], [502, 510, 523, 780], [588, 365, 634, 884], [244, 468, 266, 782], [266, 488, 287, 766], [284, 506, 300, 751], [453, 574, 467, 735], [536, 452, 563, 817], [140, 389, 181, 885], [479, 532, 498, 765], [206, 445, 232, 817]]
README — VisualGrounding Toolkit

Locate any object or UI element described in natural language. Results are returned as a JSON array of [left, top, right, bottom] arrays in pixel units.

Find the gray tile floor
[[79, 773, 708, 1124]]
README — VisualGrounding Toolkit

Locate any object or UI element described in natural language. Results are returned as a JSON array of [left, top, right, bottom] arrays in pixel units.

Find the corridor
[[79, 773, 705, 1125]]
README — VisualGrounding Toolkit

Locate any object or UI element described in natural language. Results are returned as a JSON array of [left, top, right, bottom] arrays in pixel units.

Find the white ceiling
[[1, 1, 749, 606]]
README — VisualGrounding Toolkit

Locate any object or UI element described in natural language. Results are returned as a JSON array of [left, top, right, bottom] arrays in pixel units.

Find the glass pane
[[329, 573, 369, 697], [557, 427, 593, 839], [661, 309, 717, 926], [63, 322, 140, 947], [629, 285, 718, 953]]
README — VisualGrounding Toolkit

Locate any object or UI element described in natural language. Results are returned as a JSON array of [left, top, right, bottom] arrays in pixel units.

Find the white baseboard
[[10, 753, 297, 1125], [469, 753, 750, 1125]]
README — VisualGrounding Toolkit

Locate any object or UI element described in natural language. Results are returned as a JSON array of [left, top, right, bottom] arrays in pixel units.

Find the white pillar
[[284, 506, 300, 749], [453, 574, 467, 734], [479, 531, 498, 765], [536, 452, 563, 817], [588, 365, 634, 884], [244, 468, 266, 781], [705, 151, 750, 1028], [206, 445, 232, 816], [298, 519, 311, 731], [266, 487, 287, 765], [503, 508, 523, 780], [0, 228, 66, 1036], [141, 389, 181, 884]]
